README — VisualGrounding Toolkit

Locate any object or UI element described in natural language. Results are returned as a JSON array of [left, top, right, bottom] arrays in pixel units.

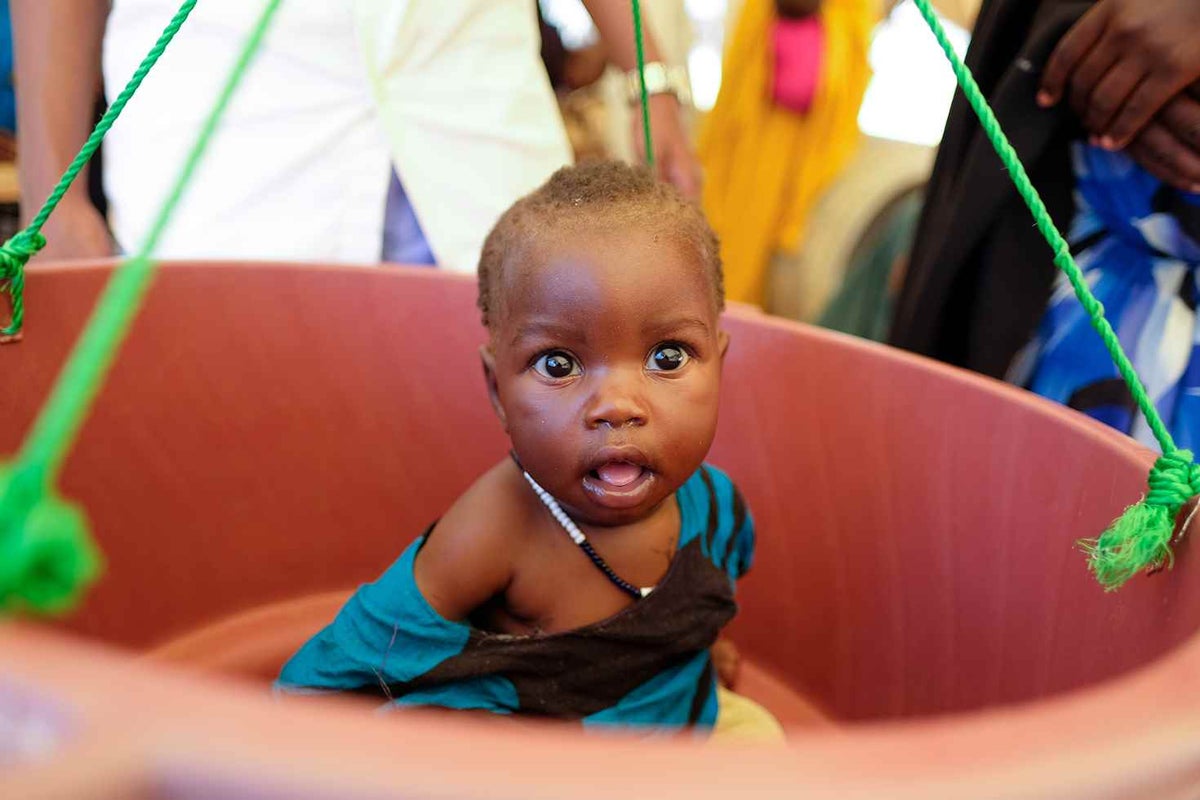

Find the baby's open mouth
[[590, 461, 646, 487], [583, 459, 656, 510]]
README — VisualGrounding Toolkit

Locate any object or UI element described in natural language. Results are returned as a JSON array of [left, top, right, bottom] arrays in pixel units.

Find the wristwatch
[[625, 62, 692, 107]]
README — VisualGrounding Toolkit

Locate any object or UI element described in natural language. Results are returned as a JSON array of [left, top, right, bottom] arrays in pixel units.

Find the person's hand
[[631, 94, 702, 201], [711, 637, 741, 689], [30, 198, 113, 262], [1127, 87, 1200, 194], [1037, 0, 1200, 150]]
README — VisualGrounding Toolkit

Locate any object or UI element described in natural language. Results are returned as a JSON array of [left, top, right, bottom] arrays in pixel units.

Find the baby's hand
[[711, 638, 741, 689]]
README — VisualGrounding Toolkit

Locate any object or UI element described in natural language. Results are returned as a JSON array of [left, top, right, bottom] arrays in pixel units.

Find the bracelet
[[625, 62, 692, 107]]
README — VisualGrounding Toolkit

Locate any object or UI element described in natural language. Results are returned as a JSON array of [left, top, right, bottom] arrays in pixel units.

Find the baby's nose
[[584, 369, 647, 429]]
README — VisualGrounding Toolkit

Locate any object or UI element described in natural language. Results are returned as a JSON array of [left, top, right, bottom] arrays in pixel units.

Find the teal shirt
[[278, 464, 755, 730]]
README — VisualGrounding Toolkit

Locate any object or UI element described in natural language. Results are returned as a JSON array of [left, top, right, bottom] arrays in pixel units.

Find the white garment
[[102, 0, 573, 272]]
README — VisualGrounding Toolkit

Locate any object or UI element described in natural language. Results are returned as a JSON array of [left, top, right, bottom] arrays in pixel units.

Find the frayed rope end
[[0, 463, 104, 616], [1079, 502, 1175, 591], [1079, 450, 1200, 591]]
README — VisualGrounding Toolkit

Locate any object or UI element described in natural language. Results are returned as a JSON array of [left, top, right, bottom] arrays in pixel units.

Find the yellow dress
[[698, 0, 877, 305]]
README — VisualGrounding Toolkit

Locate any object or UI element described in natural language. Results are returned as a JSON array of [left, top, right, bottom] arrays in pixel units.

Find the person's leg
[[711, 687, 786, 743]]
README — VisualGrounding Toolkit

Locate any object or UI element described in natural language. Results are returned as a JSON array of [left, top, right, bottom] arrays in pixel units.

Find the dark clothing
[[889, 0, 1095, 377]]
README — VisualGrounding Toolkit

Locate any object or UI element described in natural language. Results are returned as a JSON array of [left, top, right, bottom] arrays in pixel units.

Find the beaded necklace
[[518, 466, 654, 601]]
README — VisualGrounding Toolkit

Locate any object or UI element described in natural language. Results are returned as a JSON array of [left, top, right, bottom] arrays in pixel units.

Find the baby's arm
[[413, 470, 521, 621], [277, 465, 520, 694], [712, 638, 741, 689]]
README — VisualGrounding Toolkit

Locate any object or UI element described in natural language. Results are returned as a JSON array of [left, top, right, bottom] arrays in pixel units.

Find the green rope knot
[[1146, 450, 1200, 506], [1079, 450, 1200, 591], [0, 231, 47, 342], [0, 463, 102, 615], [0, 230, 48, 276]]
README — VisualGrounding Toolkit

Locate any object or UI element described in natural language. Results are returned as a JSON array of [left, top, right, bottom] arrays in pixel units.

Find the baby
[[278, 161, 778, 736]]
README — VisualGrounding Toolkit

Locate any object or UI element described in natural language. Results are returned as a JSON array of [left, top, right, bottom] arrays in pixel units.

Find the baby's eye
[[647, 344, 690, 372], [533, 351, 581, 379]]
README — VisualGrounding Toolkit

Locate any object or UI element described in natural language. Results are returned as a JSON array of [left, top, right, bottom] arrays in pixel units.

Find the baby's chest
[[497, 527, 679, 635]]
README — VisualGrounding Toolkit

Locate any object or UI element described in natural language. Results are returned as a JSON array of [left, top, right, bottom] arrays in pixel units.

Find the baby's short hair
[[477, 160, 723, 330]]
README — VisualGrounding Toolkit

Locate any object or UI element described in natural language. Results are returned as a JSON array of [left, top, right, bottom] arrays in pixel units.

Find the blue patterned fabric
[[1009, 144, 1200, 450], [277, 464, 754, 731]]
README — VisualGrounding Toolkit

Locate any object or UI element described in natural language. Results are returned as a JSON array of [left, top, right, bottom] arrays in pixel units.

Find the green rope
[[631, 0, 654, 168], [0, 0, 200, 342], [0, 231, 44, 342], [911, 0, 1199, 590], [0, 0, 284, 615]]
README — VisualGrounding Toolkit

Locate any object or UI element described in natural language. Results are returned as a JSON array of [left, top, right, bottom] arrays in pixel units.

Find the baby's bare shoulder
[[437, 459, 534, 544], [414, 460, 533, 619]]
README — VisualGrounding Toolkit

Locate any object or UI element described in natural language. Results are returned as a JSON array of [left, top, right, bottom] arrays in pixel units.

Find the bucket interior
[[4, 262, 1196, 730]]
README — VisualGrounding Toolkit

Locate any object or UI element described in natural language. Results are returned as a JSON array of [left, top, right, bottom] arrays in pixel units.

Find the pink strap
[[771, 16, 825, 114]]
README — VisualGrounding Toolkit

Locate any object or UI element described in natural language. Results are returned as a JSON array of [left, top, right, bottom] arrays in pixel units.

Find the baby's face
[[484, 227, 727, 528]]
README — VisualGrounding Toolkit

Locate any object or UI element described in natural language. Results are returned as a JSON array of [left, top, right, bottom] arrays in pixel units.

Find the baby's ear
[[479, 345, 508, 432], [718, 329, 731, 361]]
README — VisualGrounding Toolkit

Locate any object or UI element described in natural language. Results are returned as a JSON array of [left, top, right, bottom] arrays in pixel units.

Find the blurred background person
[[698, 0, 877, 306], [13, 0, 696, 272], [891, 0, 1200, 448]]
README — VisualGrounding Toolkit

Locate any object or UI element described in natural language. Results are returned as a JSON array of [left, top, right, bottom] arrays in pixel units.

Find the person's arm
[[580, 0, 701, 199], [1037, 0, 1200, 151], [13, 0, 113, 260]]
